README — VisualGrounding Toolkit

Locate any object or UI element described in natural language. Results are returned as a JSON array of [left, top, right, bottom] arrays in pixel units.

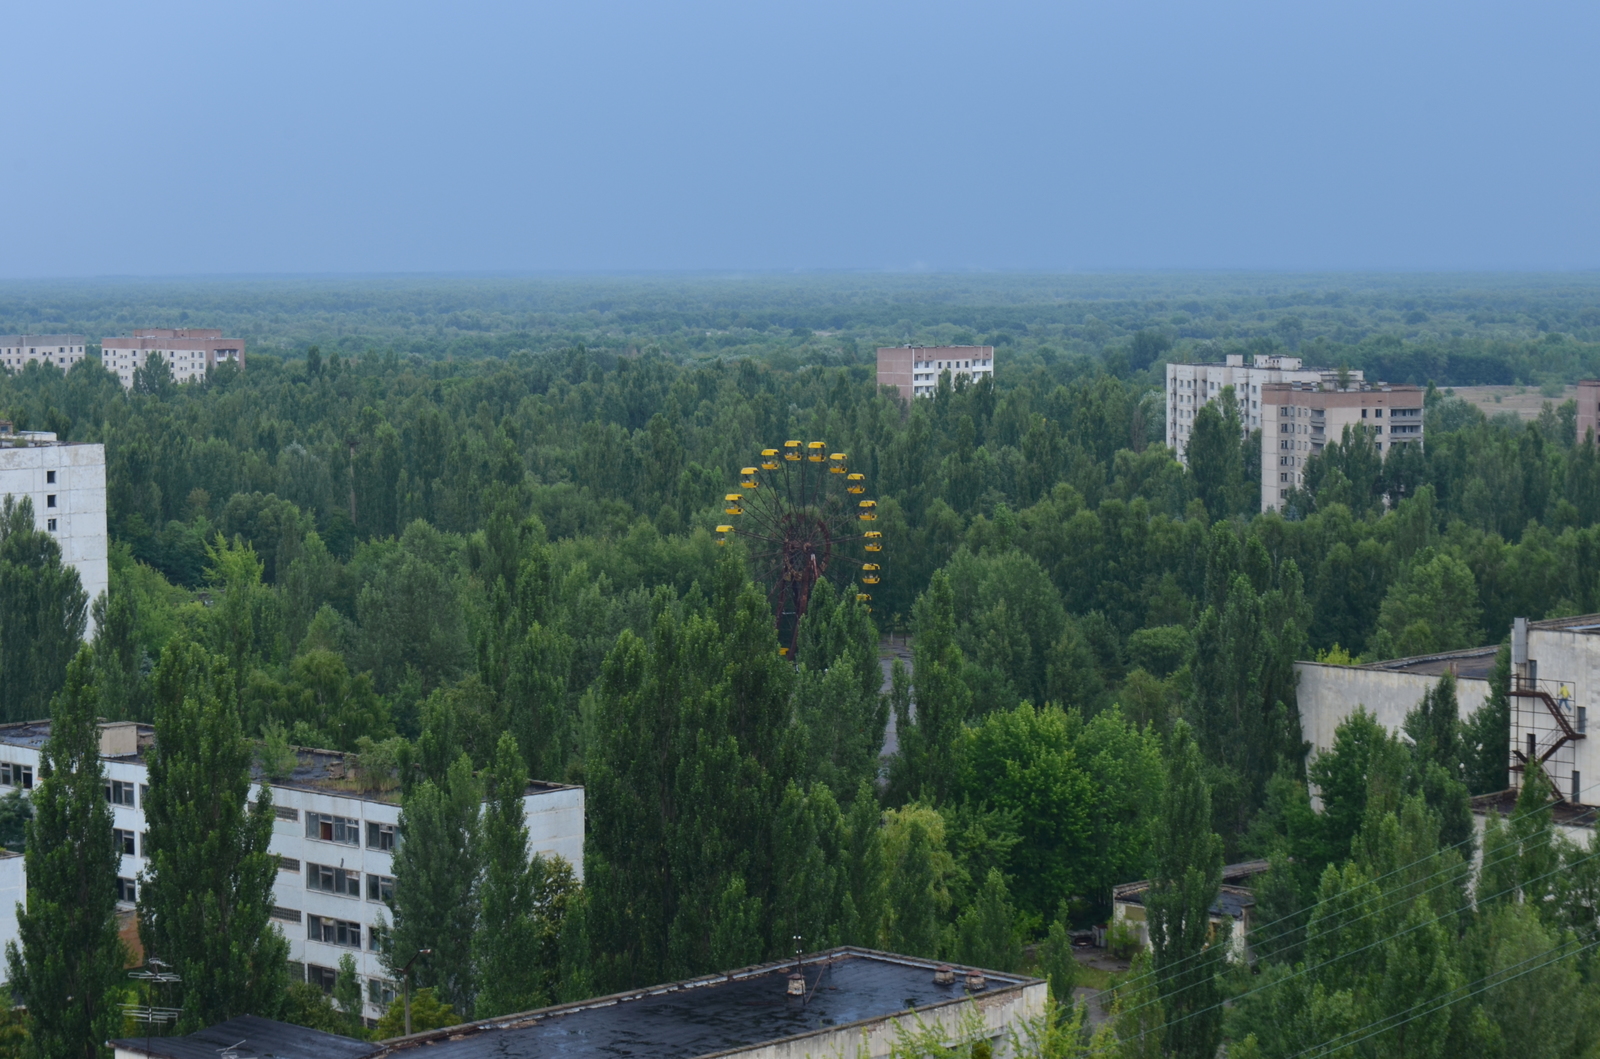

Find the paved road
[[878, 639, 912, 759]]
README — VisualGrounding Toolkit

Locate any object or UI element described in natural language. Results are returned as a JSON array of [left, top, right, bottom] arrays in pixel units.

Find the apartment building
[[0, 335, 89, 374], [1259, 382, 1424, 512], [0, 721, 585, 1022], [877, 345, 995, 401], [0, 425, 108, 627], [100, 328, 245, 388], [1166, 354, 1361, 462], [1578, 380, 1600, 444]]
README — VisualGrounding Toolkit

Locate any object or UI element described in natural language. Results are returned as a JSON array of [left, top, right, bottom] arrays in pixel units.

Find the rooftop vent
[[933, 964, 955, 985], [786, 973, 805, 997], [965, 969, 986, 991]]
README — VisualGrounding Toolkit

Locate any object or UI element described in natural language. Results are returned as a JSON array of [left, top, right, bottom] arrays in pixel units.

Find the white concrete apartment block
[[0, 722, 585, 1022], [0, 335, 89, 374], [1165, 354, 1362, 463], [0, 433, 108, 627]]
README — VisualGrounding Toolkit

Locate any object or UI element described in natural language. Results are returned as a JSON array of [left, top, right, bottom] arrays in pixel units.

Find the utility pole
[[401, 948, 433, 1036]]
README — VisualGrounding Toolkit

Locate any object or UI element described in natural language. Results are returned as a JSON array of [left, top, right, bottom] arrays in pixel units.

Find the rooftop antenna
[[125, 958, 183, 1058], [787, 935, 805, 997]]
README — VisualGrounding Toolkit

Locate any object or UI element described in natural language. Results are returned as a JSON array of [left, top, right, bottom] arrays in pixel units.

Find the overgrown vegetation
[[6, 276, 1600, 1056]]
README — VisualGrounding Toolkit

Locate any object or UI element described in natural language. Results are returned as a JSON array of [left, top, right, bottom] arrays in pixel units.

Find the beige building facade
[[877, 345, 995, 401], [100, 328, 245, 388], [1259, 382, 1424, 512], [1166, 354, 1359, 462], [1, 334, 88, 374], [1578, 380, 1600, 445]]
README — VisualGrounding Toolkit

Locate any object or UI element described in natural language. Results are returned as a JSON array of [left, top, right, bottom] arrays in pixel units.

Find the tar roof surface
[[112, 1014, 377, 1059], [378, 950, 1035, 1059]]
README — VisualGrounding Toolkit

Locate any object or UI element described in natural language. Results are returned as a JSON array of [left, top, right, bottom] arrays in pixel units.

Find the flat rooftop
[[0, 721, 574, 806], [375, 948, 1037, 1059], [113, 1014, 378, 1059], [1343, 613, 1600, 682]]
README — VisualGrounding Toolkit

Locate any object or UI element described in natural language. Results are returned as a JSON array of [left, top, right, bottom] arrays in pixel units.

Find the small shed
[[1110, 860, 1272, 961]]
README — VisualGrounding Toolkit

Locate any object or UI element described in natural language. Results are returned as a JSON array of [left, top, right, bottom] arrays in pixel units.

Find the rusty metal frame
[[1510, 680, 1585, 800]]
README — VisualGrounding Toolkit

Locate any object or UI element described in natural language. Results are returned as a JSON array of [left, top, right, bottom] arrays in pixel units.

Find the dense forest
[[8, 275, 1600, 1058]]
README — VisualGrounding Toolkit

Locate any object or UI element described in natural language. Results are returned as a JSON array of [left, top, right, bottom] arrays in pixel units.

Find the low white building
[[1295, 614, 1600, 810], [0, 426, 108, 629], [0, 335, 89, 375], [0, 721, 585, 1022], [1166, 354, 1360, 463]]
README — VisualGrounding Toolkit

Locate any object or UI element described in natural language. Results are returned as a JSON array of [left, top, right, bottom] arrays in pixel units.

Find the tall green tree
[[473, 732, 546, 1017], [139, 642, 287, 1029], [4, 649, 125, 1059], [0, 496, 87, 723], [387, 752, 481, 1014], [952, 869, 1022, 972], [1187, 391, 1245, 519], [890, 570, 971, 804], [1145, 721, 1225, 1059], [885, 818, 940, 958]]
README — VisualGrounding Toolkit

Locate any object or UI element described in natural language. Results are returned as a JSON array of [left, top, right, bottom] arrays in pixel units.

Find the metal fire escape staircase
[[1510, 678, 1585, 801]]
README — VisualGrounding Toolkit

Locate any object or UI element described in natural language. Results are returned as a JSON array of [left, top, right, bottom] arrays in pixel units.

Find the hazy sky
[[3, 1, 1596, 276]]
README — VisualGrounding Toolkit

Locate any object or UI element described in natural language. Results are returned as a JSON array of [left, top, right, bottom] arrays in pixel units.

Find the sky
[[2, 1, 1597, 276]]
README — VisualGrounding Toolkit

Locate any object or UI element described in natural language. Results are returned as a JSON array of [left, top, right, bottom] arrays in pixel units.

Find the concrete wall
[[707, 982, 1047, 1059], [0, 852, 22, 974], [1296, 662, 1490, 804], [0, 442, 109, 629]]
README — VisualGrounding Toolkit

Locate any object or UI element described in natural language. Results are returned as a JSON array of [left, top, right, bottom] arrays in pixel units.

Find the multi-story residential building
[[1166, 354, 1362, 462], [1259, 381, 1424, 512], [0, 425, 108, 626], [1578, 380, 1600, 444], [876, 345, 995, 401], [0, 335, 89, 374], [0, 721, 584, 1022], [100, 329, 245, 388]]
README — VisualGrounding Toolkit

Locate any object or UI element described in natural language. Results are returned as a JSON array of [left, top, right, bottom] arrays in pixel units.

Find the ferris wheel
[[717, 440, 883, 657]]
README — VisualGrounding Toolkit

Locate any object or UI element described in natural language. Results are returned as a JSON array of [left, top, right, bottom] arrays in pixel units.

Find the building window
[[307, 862, 362, 897], [116, 877, 138, 903], [271, 906, 303, 923], [140, 784, 149, 804], [45, 495, 55, 508], [367, 821, 396, 851], [306, 812, 360, 845], [1575, 771, 1583, 804], [368, 978, 398, 1006], [276, 856, 301, 873], [46, 519, 56, 532], [45, 471, 54, 483], [308, 916, 362, 948], [0, 763, 32, 790], [114, 828, 136, 856], [367, 873, 395, 903], [307, 963, 339, 992], [275, 805, 300, 822], [105, 780, 135, 806]]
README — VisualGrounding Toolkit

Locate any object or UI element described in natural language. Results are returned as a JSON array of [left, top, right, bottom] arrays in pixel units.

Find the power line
[[1106, 841, 1600, 1035], [1087, 778, 1597, 1005], [1287, 935, 1599, 1059]]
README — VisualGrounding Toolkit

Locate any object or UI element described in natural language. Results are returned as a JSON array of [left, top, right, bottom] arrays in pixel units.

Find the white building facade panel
[[0, 438, 109, 629], [0, 728, 584, 1022]]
